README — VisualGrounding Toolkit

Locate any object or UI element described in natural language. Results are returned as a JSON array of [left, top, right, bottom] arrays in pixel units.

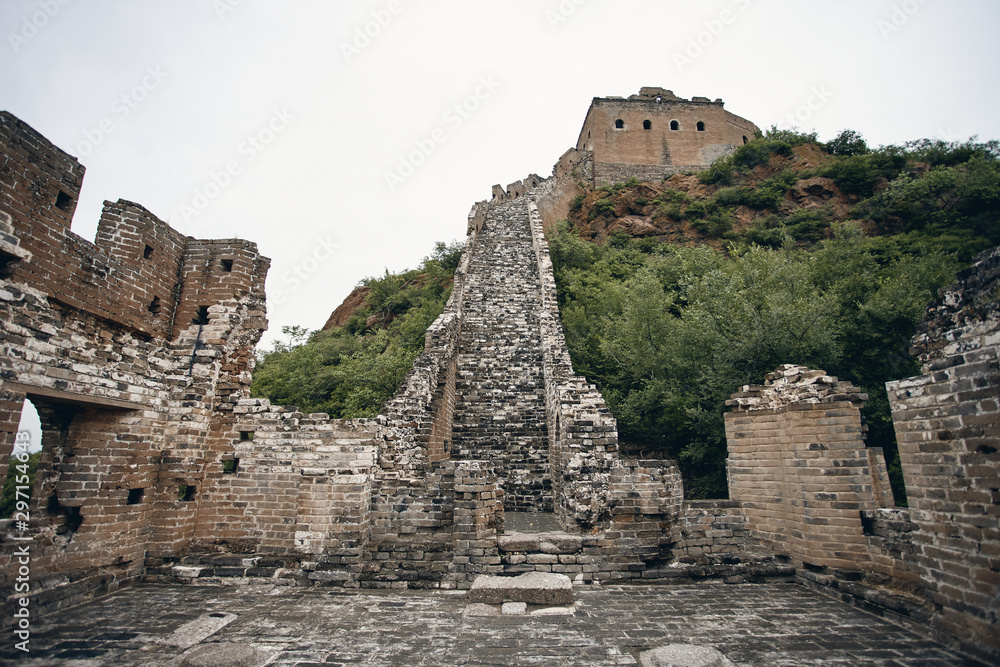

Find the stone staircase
[[450, 196, 552, 512]]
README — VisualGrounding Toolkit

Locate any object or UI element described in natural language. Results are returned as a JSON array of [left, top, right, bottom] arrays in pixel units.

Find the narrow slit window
[[192, 305, 210, 325], [743, 135, 749, 145], [55, 191, 73, 210]]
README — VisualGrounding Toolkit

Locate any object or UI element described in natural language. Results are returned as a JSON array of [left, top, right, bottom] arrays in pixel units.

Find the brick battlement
[[0, 111, 269, 620]]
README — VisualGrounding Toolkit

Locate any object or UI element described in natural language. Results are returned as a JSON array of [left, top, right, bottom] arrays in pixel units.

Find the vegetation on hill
[[250, 241, 462, 417], [552, 129, 999, 500]]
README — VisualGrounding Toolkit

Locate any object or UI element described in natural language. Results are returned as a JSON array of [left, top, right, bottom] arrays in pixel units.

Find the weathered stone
[[468, 572, 573, 605], [158, 612, 237, 649], [638, 644, 738, 667], [501, 601, 527, 615], [462, 603, 499, 617], [180, 643, 277, 667]]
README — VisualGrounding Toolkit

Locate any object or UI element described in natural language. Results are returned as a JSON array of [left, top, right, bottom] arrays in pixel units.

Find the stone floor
[[2, 582, 988, 666]]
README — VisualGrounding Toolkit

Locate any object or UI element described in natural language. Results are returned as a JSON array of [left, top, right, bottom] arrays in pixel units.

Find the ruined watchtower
[[575, 87, 759, 186]]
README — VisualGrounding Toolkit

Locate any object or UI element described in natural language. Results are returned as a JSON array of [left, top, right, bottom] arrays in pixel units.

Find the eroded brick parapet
[[526, 198, 683, 530], [0, 111, 271, 622], [726, 364, 868, 411], [726, 364, 894, 572], [886, 246, 999, 660]]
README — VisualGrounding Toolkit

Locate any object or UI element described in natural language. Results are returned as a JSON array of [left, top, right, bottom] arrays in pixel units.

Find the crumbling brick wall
[[726, 365, 895, 571], [886, 246, 999, 658], [0, 112, 269, 621]]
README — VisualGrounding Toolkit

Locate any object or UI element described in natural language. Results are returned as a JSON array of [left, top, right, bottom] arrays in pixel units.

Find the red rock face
[[322, 285, 370, 330]]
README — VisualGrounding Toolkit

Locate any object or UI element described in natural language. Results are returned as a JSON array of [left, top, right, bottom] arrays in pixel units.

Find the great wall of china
[[0, 89, 997, 661]]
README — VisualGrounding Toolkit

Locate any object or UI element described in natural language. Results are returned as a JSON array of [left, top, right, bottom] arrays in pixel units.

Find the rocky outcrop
[[322, 285, 370, 330]]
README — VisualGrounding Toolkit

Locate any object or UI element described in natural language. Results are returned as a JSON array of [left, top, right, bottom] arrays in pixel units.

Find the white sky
[[3, 0, 999, 358]]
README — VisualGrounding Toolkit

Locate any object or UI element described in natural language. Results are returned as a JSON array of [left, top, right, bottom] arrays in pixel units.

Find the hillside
[[548, 130, 999, 499], [561, 129, 997, 258], [250, 241, 462, 418]]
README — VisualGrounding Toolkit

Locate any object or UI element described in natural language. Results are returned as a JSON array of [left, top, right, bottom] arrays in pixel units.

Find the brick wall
[[886, 246, 999, 658], [726, 365, 895, 571], [0, 112, 270, 622]]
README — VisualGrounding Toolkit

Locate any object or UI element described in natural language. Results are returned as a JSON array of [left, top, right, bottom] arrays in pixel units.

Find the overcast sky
[[3, 0, 1000, 358]]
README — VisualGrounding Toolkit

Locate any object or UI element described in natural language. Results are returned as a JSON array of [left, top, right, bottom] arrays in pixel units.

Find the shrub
[[827, 129, 870, 157], [820, 147, 908, 197], [698, 130, 805, 185], [590, 197, 616, 220], [713, 171, 798, 210]]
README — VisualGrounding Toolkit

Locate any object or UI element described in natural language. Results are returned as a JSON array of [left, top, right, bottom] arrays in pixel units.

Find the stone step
[[498, 531, 583, 555], [468, 572, 573, 605]]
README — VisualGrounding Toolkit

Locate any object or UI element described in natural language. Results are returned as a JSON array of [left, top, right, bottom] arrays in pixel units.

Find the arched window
[[614, 119, 625, 129], [670, 120, 680, 131], [643, 120, 652, 130], [696, 121, 706, 132], [743, 135, 749, 145]]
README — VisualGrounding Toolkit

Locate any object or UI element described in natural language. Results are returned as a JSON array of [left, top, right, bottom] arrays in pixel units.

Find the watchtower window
[[643, 120, 652, 130], [670, 120, 680, 131], [178, 484, 196, 502], [148, 296, 162, 315], [743, 135, 749, 145], [220, 258, 234, 272], [614, 119, 625, 129], [143, 245, 154, 259], [697, 121, 706, 132], [55, 190, 73, 211]]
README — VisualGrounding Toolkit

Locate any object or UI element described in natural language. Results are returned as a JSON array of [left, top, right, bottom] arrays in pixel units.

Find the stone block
[[638, 645, 738, 667], [468, 572, 573, 605]]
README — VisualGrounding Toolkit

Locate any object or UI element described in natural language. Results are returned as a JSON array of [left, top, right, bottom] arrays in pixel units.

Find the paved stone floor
[[2, 582, 988, 666]]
